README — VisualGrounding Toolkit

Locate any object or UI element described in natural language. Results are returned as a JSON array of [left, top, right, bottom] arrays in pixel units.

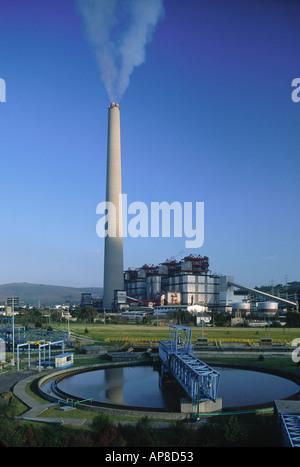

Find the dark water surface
[[55, 365, 300, 410]]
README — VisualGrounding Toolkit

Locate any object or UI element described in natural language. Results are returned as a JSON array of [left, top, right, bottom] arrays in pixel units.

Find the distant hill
[[0, 283, 103, 307]]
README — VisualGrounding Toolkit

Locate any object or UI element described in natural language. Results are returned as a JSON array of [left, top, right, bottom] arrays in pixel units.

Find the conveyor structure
[[228, 281, 298, 311]]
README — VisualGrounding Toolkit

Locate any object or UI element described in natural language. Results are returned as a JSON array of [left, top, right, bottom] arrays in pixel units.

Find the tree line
[[0, 400, 281, 447]]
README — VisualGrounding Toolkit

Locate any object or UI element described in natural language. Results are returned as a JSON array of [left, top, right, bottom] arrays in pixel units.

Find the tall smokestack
[[103, 103, 124, 309]]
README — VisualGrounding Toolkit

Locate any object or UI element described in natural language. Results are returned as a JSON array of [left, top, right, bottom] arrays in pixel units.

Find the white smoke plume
[[75, 0, 165, 102]]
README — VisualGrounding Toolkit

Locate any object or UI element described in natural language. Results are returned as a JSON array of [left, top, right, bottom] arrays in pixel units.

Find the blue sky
[[0, 0, 299, 289]]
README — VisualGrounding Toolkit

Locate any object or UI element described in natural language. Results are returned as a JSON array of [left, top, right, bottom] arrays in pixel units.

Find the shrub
[[223, 416, 248, 446], [91, 414, 125, 447]]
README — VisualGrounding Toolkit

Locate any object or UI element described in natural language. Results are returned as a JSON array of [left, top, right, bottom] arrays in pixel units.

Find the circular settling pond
[[54, 365, 300, 411]]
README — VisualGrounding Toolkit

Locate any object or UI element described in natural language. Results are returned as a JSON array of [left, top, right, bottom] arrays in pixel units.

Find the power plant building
[[124, 255, 233, 310]]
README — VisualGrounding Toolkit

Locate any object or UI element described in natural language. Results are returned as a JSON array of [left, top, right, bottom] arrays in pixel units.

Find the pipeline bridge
[[159, 325, 220, 416]]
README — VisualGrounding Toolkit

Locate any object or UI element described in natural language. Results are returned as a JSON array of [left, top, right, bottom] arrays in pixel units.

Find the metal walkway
[[280, 413, 300, 447], [159, 326, 220, 413], [0, 328, 69, 345]]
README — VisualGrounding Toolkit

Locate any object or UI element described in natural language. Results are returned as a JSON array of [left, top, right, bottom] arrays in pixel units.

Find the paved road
[[0, 369, 90, 426], [0, 369, 38, 394]]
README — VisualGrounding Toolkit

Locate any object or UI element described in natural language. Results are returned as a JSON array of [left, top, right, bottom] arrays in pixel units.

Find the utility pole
[[12, 298, 15, 368]]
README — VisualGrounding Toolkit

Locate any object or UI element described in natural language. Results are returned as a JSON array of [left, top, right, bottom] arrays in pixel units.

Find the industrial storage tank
[[232, 302, 251, 314], [257, 301, 278, 316]]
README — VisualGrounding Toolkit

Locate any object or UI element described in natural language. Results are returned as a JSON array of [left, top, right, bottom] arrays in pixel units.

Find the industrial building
[[5, 297, 20, 316], [80, 293, 92, 307], [124, 255, 233, 311], [120, 254, 298, 316]]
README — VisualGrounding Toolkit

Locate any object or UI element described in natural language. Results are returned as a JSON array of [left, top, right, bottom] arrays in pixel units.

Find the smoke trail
[[75, 0, 165, 102]]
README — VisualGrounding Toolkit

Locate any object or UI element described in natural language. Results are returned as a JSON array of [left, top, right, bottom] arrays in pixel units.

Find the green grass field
[[54, 322, 300, 344], [49, 322, 300, 376], [14, 322, 300, 422]]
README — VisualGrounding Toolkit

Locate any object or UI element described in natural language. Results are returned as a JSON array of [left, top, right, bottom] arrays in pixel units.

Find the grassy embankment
[[54, 322, 300, 344], [49, 323, 300, 372]]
